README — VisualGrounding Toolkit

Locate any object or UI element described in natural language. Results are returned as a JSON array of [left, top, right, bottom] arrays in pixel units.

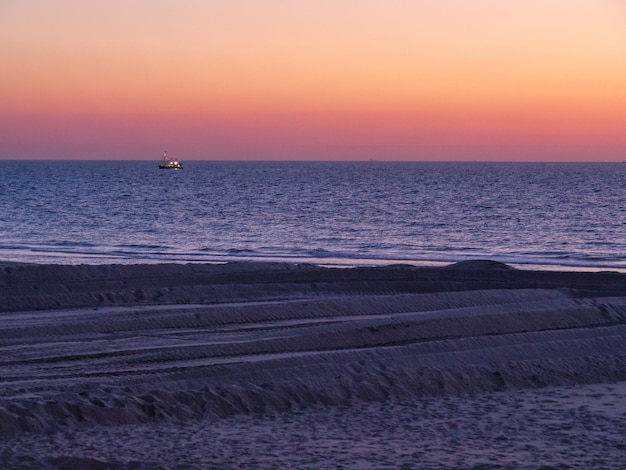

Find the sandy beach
[[1, 261, 625, 469]]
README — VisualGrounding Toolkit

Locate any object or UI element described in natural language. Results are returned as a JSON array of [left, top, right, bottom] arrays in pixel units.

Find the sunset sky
[[1, 0, 625, 160]]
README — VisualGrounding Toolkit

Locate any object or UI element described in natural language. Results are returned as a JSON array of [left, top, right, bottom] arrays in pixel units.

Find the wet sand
[[0, 261, 625, 468]]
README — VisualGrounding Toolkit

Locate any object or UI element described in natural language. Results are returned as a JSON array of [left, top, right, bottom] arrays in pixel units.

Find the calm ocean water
[[1, 160, 625, 271]]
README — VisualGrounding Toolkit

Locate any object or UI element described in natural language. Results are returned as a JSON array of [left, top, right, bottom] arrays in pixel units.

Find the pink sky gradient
[[1, 0, 625, 160]]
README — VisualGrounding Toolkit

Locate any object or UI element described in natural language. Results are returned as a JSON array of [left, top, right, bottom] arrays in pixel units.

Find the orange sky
[[1, 0, 625, 160]]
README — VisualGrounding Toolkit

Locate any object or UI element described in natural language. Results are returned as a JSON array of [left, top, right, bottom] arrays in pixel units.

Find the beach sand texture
[[0, 261, 625, 468]]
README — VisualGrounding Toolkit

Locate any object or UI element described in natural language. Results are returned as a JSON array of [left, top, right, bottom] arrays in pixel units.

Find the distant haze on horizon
[[1, 0, 625, 161]]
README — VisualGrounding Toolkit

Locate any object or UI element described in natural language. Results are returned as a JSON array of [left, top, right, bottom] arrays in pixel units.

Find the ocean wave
[[226, 248, 257, 254], [51, 241, 96, 248], [114, 243, 166, 250]]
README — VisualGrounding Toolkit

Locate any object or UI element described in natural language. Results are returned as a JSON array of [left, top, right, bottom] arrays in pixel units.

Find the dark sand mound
[[0, 261, 625, 437], [445, 259, 516, 270], [2, 260, 625, 312]]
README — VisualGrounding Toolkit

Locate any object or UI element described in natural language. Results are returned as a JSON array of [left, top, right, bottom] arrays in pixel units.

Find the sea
[[1, 160, 625, 271]]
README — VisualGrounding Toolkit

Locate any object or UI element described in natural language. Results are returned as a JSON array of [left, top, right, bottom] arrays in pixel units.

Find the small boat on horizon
[[159, 151, 183, 170]]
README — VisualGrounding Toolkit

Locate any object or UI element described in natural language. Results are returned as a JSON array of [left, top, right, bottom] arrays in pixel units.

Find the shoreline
[[1, 260, 625, 467], [2, 256, 625, 274]]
